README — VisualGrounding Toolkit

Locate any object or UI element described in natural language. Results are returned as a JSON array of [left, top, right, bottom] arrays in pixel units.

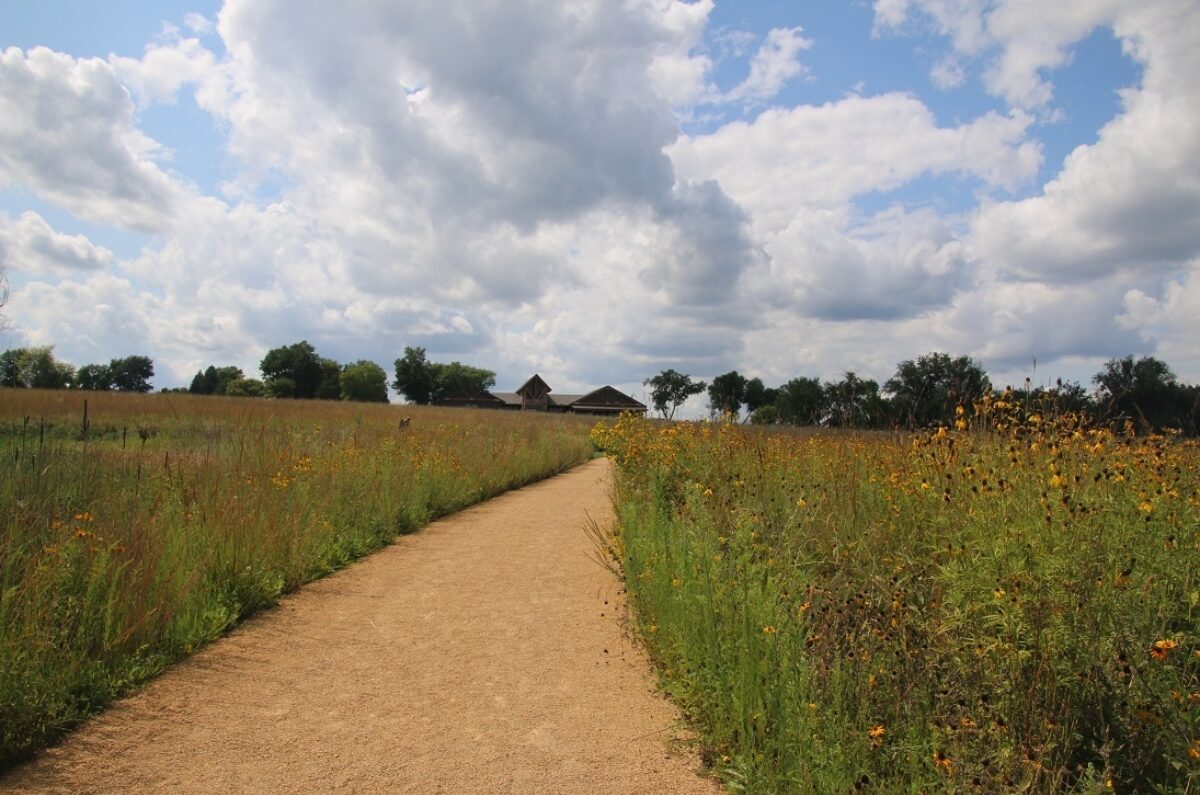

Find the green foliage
[[75, 363, 113, 391], [260, 341, 324, 399], [391, 347, 495, 404], [1094, 355, 1197, 433], [885, 352, 990, 428], [708, 371, 747, 418], [0, 347, 75, 389], [265, 375, 297, 399], [392, 346, 435, 404], [594, 414, 1200, 791], [430, 361, 495, 401], [643, 369, 706, 420], [743, 377, 776, 414], [0, 392, 594, 768], [825, 371, 887, 428], [774, 376, 827, 426], [189, 365, 244, 396], [107, 356, 154, 393], [315, 357, 342, 401], [340, 360, 389, 403], [224, 377, 267, 398], [749, 404, 779, 425]]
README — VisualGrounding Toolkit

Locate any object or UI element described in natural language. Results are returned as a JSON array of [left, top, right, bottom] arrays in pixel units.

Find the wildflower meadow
[[0, 389, 594, 768], [593, 398, 1200, 792]]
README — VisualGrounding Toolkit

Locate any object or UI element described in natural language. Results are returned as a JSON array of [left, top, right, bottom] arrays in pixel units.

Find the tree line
[[4, 342, 1196, 433], [0, 341, 496, 407], [646, 352, 1200, 434]]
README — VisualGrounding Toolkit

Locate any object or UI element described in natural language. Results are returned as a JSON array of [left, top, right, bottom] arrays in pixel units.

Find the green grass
[[593, 406, 1200, 792], [0, 389, 594, 769]]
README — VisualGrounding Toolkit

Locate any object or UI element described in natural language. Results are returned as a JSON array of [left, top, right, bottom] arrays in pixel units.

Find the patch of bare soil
[[2, 458, 717, 794]]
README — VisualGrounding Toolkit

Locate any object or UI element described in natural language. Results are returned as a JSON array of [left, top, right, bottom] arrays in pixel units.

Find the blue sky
[[0, 1, 1196, 408]]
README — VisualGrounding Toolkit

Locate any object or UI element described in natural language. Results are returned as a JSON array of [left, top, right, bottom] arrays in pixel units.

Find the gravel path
[[3, 458, 716, 793]]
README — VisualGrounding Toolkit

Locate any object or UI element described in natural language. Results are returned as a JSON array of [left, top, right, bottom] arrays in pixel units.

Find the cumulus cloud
[[671, 92, 1041, 234], [0, 211, 114, 275], [3, 0, 1198, 395], [0, 47, 188, 232], [719, 27, 812, 106], [969, 1, 1200, 281]]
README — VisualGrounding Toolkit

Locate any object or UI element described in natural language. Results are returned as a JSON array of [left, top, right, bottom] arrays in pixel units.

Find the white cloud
[[0, 46, 187, 232], [719, 27, 812, 106], [184, 13, 215, 35], [109, 35, 222, 107], [0, 212, 114, 275], [969, 1, 1200, 281], [670, 92, 1041, 234]]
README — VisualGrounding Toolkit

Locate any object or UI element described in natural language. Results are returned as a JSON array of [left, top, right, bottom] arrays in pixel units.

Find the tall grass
[[0, 390, 594, 768], [594, 402, 1200, 792]]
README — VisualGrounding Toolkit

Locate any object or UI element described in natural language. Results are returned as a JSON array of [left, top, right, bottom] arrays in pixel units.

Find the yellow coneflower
[[1150, 639, 1178, 661]]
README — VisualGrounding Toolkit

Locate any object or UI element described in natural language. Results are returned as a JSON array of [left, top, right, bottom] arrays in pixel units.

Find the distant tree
[[393, 346, 436, 404], [109, 355, 155, 393], [743, 378, 778, 416], [261, 341, 323, 399], [0, 348, 21, 387], [885, 352, 990, 428], [429, 361, 496, 402], [1093, 355, 1195, 432], [392, 347, 494, 404], [0, 346, 75, 389], [774, 377, 827, 426], [225, 377, 267, 398], [75, 363, 114, 391], [708, 371, 747, 419], [266, 375, 297, 399], [315, 357, 342, 401], [189, 365, 245, 396], [825, 372, 888, 428], [341, 360, 389, 403], [643, 369, 706, 420], [750, 404, 780, 425], [189, 367, 219, 395]]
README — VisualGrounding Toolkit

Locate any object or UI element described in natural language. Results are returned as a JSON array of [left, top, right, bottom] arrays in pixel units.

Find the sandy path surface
[[3, 458, 717, 794]]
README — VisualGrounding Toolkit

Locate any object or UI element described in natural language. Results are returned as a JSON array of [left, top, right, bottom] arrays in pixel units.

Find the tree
[[225, 377, 267, 398], [393, 346, 436, 404], [76, 363, 113, 391], [825, 372, 888, 428], [189, 367, 219, 395], [189, 365, 245, 396], [341, 360, 389, 403], [315, 357, 342, 401], [0, 346, 75, 389], [261, 341, 324, 399], [392, 347, 494, 404], [0, 348, 24, 387], [429, 361, 496, 402], [266, 376, 297, 399], [744, 378, 778, 416], [885, 352, 990, 428], [774, 376, 827, 426], [708, 371, 747, 418], [643, 369, 706, 420], [750, 405, 780, 425], [109, 355, 155, 392], [1093, 355, 1194, 432]]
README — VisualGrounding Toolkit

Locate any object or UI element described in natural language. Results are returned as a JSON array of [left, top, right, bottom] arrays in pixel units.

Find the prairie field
[[593, 400, 1200, 792], [0, 389, 594, 768]]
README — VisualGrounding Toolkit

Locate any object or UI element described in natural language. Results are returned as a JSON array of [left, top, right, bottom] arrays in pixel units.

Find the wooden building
[[438, 374, 646, 416]]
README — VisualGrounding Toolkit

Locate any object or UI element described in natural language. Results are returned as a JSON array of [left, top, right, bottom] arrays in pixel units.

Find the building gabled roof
[[568, 385, 647, 410], [516, 374, 551, 397]]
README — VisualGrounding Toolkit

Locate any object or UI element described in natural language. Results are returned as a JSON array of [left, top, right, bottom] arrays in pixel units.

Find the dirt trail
[[3, 458, 716, 794]]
